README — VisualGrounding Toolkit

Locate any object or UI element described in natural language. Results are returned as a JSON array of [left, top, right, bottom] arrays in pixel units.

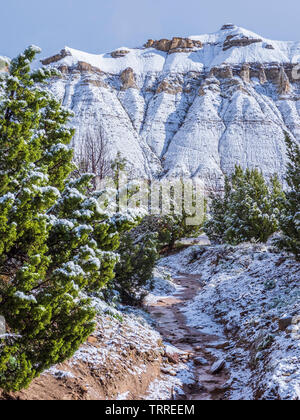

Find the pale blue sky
[[1, 0, 299, 59]]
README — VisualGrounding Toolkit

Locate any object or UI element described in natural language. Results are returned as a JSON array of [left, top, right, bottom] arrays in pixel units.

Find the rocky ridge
[[35, 25, 300, 188]]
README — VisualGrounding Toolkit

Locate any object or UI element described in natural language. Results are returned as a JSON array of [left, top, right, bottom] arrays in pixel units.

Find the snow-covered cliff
[[41, 24, 300, 189]]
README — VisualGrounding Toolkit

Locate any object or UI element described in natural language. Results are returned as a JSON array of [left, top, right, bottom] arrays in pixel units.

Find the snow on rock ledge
[[37, 25, 300, 188]]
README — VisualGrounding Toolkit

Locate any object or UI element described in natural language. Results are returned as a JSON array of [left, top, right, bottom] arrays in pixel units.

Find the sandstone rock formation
[[223, 34, 262, 51], [37, 25, 300, 190], [120, 67, 137, 90], [144, 37, 203, 53], [41, 48, 71, 65], [111, 49, 130, 58], [278, 67, 291, 95]]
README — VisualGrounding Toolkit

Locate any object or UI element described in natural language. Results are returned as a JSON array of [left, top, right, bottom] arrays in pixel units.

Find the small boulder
[[225, 321, 240, 334], [87, 336, 98, 344], [195, 382, 207, 392], [209, 340, 230, 350], [111, 49, 130, 58], [210, 359, 226, 374], [120, 67, 137, 90], [194, 357, 209, 366], [165, 352, 180, 364], [161, 367, 177, 376], [278, 315, 293, 331]]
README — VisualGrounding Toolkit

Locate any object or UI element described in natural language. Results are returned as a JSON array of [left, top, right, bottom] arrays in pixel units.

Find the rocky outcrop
[[144, 38, 169, 51], [77, 61, 102, 74], [199, 77, 220, 96], [57, 65, 69, 75], [41, 48, 71, 65], [77, 61, 93, 72], [111, 49, 130, 58], [211, 66, 234, 79], [144, 37, 202, 53], [240, 64, 250, 83], [278, 67, 290, 94], [223, 35, 262, 51], [221, 23, 236, 31], [120, 67, 137, 90], [38, 25, 300, 189], [156, 78, 183, 94], [259, 66, 267, 84]]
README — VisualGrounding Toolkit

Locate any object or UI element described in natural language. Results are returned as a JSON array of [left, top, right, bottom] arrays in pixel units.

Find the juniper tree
[[0, 47, 136, 392], [204, 166, 285, 244], [102, 154, 158, 304], [204, 177, 231, 243], [151, 178, 206, 250], [113, 229, 159, 304], [277, 134, 300, 259], [225, 168, 285, 244]]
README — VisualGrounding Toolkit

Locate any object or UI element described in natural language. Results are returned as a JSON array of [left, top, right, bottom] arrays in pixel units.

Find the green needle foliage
[[205, 165, 285, 245], [276, 134, 300, 260], [113, 229, 159, 304], [0, 47, 136, 392]]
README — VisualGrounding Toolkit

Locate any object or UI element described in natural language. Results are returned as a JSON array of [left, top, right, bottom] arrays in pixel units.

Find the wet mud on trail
[[145, 273, 229, 400]]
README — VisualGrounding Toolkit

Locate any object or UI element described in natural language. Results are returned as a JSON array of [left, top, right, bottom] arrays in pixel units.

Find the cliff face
[[40, 24, 300, 188]]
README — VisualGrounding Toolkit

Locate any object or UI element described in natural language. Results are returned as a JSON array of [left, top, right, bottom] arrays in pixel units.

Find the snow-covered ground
[[160, 243, 300, 400], [37, 290, 194, 400], [142, 268, 196, 399], [144, 361, 194, 400], [11, 243, 299, 400], [72, 296, 162, 371], [144, 267, 179, 304]]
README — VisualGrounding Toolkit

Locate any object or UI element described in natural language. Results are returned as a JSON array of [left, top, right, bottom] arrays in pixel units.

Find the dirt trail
[[146, 274, 229, 400]]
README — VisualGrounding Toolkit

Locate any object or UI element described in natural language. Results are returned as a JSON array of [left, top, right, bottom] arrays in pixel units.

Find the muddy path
[[146, 274, 229, 400]]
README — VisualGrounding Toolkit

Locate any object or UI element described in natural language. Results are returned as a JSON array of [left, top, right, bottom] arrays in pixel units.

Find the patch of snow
[[160, 243, 300, 400], [116, 391, 130, 400], [144, 362, 194, 400], [144, 267, 178, 304], [46, 367, 75, 380], [14, 291, 37, 303]]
